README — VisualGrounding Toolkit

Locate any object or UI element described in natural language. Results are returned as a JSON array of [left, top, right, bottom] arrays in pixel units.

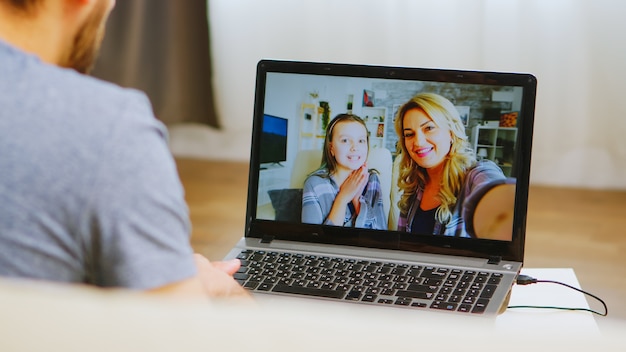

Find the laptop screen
[[246, 60, 536, 262]]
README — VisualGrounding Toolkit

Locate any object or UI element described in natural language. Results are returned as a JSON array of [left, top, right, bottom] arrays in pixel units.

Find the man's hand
[[147, 254, 252, 301], [193, 254, 251, 299]]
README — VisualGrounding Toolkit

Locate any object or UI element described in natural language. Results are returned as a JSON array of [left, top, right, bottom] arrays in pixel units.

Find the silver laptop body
[[224, 60, 537, 317]]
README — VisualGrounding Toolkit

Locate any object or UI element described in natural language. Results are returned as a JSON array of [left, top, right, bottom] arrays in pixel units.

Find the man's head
[[0, 0, 115, 73]]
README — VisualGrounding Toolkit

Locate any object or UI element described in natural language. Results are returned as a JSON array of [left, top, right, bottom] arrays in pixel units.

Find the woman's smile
[[414, 146, 434, 158]]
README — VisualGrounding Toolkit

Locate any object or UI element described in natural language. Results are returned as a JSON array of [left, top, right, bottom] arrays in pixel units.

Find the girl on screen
[[302, 114, 387, 229], [394, 92, 508, 238]]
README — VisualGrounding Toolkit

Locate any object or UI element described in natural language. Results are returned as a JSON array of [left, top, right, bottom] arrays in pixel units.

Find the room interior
[[169, 0, 626, 192], [14, 0, 620, 336]]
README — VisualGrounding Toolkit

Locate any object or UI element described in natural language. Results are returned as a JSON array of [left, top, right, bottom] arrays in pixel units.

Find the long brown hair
[[318, 113, 369, 175], [394, 93, 476, 224]]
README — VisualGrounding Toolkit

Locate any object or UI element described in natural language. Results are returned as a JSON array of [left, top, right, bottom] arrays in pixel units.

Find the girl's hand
[[337, 164, 368, 205], [326, 164, 369, 226]]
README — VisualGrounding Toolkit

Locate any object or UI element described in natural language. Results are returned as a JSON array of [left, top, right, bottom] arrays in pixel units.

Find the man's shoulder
[[0, 42, 151, 122], [42, 63, 149, 114]]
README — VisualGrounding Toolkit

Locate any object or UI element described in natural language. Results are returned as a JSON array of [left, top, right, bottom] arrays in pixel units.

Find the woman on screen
[[302, 114, 387, 229], [394, 92, 508, 237]]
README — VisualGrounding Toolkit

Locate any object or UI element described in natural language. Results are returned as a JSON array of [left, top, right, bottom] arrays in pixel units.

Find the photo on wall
[[362, 89, 374, 107], [455, 105, 470, 127]]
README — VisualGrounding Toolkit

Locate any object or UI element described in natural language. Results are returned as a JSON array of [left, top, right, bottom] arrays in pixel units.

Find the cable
[[507, 274, 608, 316]]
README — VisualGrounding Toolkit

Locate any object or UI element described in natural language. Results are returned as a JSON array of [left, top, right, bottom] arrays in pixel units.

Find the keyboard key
[[443, 280, 456, 288], [470, 283, 483, 291], [395, 297, 412, 306], [364, 265, 379, 273], [466, 289, 481, 298], [306, 281, 321, 289], [406, 284, 439, 293], [365, 287, 380, 295], [461, 274, 475, 282], [233, 273, 249, 281], [452, 288, 466, 296], [421, 271, 447, 279], [396, 290, 434, 300], [407, 268, 421, 276], [376, 266, 391, 274], [391, 283, 407, 290], [258, 283, 273, 291], [272, 284, 345, 299], [362, 294, 377, 302], [345, 290, 362, 301], [336, 284, 351, 292], [458, 304, 472, 313], [263, 277, 278, 284], [488, 277, 502, 285], [346, 264, 364, 271], [474, 276, 487, 283], [480, 284, 497, 298], [278, 278, 293, 285], [243, 281, 259, 290], [448, 295, 462, 303], [431, 301, 458, 311], [472, 299, 489, 314], [375, 288, 390, 296], [462, 297, 476, 305], [422, 278, 442, 286], [320, 282, 335, 290], [439, 287, 453, 295], [391, 267, 407, 275]]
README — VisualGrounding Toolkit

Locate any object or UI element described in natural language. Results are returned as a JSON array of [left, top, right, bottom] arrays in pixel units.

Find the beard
[[60, 0, 110, 74]]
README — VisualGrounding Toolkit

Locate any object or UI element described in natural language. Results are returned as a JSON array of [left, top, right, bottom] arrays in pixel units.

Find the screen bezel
[[245, 60, 536, 263]]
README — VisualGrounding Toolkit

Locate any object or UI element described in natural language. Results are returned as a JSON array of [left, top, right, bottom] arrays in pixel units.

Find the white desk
[[497, 268, 600, 333], [1, 268, 622, 351]]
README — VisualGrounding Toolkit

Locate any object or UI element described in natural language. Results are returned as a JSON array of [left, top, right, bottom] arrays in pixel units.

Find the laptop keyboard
[[234, 249, 503, 314]]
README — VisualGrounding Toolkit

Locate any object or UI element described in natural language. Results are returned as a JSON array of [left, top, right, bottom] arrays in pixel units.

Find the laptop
[[224, 60, 537, 316]]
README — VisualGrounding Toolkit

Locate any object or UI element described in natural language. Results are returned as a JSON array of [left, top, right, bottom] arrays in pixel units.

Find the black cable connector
[[515, 274, 537, 285], [508, 274, 608, 316]]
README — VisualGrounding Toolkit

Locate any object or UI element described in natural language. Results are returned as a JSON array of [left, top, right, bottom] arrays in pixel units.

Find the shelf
[[471, 125, 517, 177], [299, 102, 325, 151], [361, 107, 387, 149]]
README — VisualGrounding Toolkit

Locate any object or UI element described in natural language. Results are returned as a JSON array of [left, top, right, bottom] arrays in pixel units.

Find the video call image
[[256, 72, 525, 241]]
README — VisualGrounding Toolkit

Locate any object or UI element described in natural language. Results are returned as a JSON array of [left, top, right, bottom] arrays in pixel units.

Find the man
[[0, 0, 247, 299]]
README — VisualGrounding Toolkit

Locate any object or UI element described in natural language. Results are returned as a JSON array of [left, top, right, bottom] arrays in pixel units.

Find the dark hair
[[319, 113, 369, 174], [3, 0, 40, 12]]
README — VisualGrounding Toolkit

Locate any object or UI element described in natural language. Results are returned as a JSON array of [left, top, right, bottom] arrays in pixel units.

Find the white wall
[[169, 0, 626, 190]]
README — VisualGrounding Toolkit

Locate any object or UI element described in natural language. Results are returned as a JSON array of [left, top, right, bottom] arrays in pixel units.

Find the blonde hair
[[394, 92, 476, 224]]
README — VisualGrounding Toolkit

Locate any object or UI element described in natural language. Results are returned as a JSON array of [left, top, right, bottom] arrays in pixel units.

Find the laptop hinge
[[487, 256, 502, 265], [261, 235, 275, 244]]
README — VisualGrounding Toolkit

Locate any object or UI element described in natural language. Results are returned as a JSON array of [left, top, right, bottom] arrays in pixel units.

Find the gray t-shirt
[[0, 40, 196, 289]]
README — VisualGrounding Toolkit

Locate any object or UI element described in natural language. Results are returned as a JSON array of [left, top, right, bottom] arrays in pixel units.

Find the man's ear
[[61, 0, 87, 17], [62, 0, 98, 18]]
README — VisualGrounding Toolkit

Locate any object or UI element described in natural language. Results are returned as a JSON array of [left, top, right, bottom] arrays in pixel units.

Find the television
[[259, 114, 288, 165]]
